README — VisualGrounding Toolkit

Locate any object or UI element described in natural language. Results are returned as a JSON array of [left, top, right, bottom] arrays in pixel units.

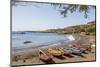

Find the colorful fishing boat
[[63, 48, 84, 57], [38, 49, 53, 62], [72, 44, 91, 52], [47, 48, 65, 57]]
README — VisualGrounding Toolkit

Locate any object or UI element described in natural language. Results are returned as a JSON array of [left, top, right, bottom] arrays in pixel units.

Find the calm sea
[[12, 31, 79, 50]]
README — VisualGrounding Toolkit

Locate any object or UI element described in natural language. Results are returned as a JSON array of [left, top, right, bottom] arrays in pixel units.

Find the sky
[[12, 2, 95, 31]]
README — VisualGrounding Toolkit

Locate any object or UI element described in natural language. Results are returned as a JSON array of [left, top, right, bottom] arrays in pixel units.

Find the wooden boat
[[24, 41, 32, 44], [73, 44, 89, 49], [63, 47, 85, 57], [47, 48, 65, 57], [38, 49, 53, 62], [58, 48, 74, 57], [71, 44, 90, 52]]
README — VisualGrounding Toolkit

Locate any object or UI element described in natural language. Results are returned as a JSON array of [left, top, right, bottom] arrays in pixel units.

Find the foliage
[[46, 21, 96, 35], [12, 0, 95, 18]]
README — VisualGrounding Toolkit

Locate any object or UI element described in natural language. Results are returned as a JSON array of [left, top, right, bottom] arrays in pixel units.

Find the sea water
[[12, 31, 79, 50]]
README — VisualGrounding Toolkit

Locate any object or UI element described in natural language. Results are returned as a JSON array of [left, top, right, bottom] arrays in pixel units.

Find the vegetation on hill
[[46, 21, 96, 35]]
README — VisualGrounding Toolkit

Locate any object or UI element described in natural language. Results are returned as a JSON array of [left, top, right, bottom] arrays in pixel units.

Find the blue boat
[[63, 47, 85, 57], [64, 48, 81, 53]]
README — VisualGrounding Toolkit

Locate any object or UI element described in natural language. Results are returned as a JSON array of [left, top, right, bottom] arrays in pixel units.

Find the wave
[[67, 35, 75, 41]]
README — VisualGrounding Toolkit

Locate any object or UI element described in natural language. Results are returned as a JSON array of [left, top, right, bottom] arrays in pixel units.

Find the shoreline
[[12, 35, 96, 66], [12, 34, 80, 53]]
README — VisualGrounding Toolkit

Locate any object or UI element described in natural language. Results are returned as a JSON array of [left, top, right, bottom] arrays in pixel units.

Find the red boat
[[72, 44, 91, 52], [38, 49, 55, 63]]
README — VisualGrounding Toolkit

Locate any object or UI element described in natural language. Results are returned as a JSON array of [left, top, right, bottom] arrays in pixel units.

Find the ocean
[[12, 31, 79, 51]]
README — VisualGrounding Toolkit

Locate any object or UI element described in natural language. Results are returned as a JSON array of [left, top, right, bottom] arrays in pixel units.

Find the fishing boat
[[47, 48, 64, 57], [58, 48, 73, 57], [64, 48, 82, 53], [72, 44, 90, 52], [24, 41, 32, 44], [63, 48, 84, 57], [38, 49, 53, 62]]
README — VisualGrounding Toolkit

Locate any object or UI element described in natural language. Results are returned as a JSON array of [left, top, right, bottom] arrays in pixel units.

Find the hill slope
[[46, 21, 96, 35]]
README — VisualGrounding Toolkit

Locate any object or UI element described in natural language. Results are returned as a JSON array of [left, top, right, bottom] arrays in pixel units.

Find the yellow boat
[[47, 48, 65, 56]]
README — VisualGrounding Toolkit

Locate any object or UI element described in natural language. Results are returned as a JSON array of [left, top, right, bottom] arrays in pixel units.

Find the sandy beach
[[11, 35, 96, 66]]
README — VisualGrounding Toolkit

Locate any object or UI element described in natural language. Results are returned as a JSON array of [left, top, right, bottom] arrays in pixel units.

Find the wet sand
[[11, 35, 96, 66]]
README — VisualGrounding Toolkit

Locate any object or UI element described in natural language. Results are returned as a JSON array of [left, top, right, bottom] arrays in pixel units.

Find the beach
[[11, 35, 96, 66]]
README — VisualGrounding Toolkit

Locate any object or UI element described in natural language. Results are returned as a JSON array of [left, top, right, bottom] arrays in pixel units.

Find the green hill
[[46, 21, 96, 35]]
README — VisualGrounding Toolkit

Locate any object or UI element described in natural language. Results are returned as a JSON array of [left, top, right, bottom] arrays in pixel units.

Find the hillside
[[46, 21, 96, 35]]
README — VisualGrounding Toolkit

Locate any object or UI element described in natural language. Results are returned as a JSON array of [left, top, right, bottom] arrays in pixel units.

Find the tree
[[51, 4, 95, 18]]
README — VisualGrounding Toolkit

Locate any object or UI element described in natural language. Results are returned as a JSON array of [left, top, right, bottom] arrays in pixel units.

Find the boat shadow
[[40, 59, 56, 64], [71, 53, 85, 58], [64, 54, 74, 58], [82, 51, 88, 54], [53, 55, 66, 60]]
